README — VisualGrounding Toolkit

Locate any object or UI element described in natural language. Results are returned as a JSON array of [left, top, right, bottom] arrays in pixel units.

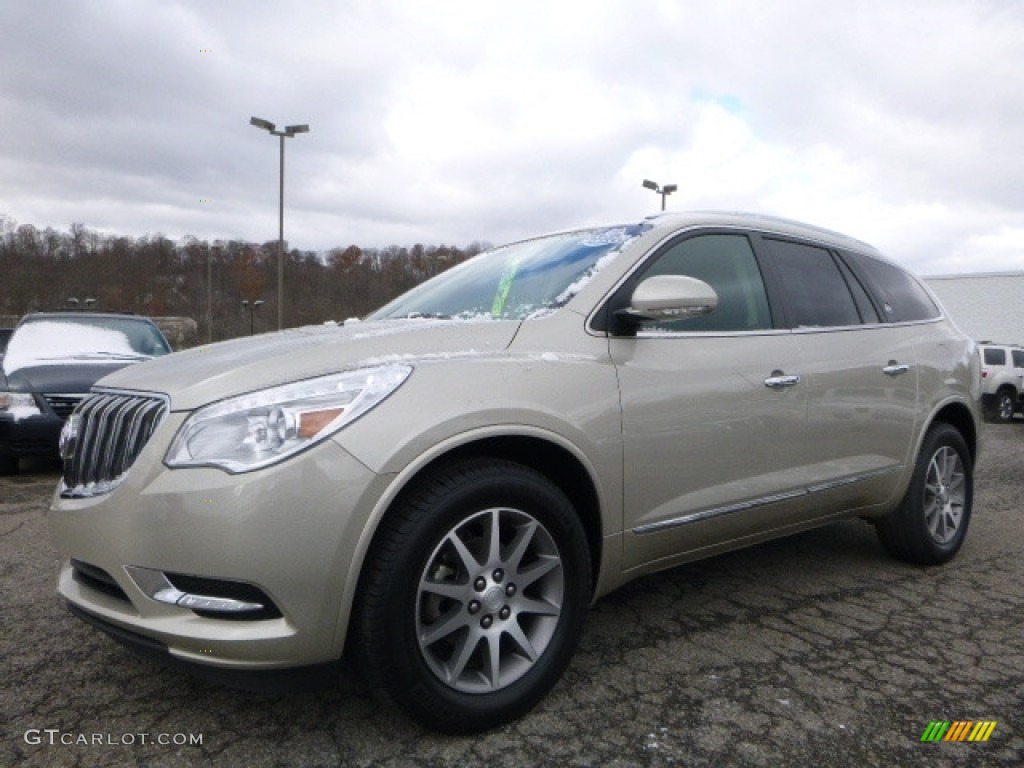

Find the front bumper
[[0, 412, 63, 458], [66, 603, 340, 692], [49, 428, 389, 670]]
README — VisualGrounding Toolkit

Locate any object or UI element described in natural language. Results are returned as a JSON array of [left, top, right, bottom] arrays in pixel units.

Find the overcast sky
[[1, 0, 1022, 275]]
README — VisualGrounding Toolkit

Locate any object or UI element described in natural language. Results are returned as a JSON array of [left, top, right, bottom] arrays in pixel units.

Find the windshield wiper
[[69, 352, 152, 361], [397, 312, 452, 320]]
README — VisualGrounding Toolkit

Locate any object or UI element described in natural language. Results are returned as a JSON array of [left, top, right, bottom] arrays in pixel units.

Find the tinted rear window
[[842, 251, 940, 322], [766, 239, 862, 327]]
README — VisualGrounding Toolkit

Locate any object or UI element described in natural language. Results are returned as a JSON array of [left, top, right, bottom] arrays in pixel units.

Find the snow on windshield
[[367, 222, 651, 322], [2, 320, 150, 374]]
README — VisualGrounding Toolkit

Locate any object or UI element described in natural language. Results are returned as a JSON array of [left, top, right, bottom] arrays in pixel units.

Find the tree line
[[0, 215, 488, 345]]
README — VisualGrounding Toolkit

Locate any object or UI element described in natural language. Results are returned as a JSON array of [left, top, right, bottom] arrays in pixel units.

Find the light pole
[[207, 250, 213, 343], [241, 299, 264, 336], [249, 116, 309, 330], [642, 179, 678, 211]]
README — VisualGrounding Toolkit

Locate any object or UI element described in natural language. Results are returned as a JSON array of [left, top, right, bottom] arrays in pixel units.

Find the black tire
[[990, 391, 1015, 424], [876, 423, 973, 565], [352, 458, 592, 733], [0, 455, 17, 475]]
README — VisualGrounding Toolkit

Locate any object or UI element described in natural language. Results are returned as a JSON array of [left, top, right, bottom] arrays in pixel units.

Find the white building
[[924, 271, 1024, 345]]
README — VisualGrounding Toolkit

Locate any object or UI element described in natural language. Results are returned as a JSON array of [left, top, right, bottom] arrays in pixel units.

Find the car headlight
[[0, 391, 41, 417], [165, 364, 412, 473]]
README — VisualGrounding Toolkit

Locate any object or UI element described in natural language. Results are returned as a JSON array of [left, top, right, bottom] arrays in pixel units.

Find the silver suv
[[49, 212, 981, 733], [978, 342, 1024, 422]]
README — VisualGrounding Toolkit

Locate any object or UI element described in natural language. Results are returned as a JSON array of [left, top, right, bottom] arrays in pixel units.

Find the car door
[[607, 231, 812, 572], [760, 238, 919, 507]]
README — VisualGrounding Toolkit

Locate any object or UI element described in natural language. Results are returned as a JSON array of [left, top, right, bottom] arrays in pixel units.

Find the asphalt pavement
[[3, 422, 1023, 767]]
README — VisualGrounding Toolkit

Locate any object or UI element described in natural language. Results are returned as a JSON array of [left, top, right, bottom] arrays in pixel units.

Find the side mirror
[[616, 275, 719, 323]]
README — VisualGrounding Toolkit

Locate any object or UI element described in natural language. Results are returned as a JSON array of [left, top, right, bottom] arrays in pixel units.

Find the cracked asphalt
[[3, 423, 1023, 767]]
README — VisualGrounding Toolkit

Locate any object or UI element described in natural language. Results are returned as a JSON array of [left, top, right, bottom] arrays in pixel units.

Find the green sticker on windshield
[[491, 258, 520, 317]]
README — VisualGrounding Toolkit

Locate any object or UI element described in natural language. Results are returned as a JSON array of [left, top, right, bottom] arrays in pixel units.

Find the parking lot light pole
[[642, 179, 678, 211], [241, 299, 264, 336], [249, 117, 310, 330]]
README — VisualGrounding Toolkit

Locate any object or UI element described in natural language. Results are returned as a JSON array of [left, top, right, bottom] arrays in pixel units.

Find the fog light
[[125, 566, 278, 619]]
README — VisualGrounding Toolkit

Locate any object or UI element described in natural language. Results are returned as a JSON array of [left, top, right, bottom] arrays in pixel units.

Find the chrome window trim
[[788, 316, 944, 334], [631, 466, 902, 536], [634, 328, 792, 340]]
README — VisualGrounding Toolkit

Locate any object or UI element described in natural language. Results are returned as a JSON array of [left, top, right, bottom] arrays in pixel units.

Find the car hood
[[96, 319, 523, 411], [3, 361, 137, 394]]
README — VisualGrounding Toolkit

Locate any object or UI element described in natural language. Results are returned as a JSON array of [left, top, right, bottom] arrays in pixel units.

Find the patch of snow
[[356, 349, 483, 367], [9, 405, 41, 422], [2, 321, 143, 375], [580, 227, 633, 248], [350, 314, 497, 340], [554, 250, 621, 305]]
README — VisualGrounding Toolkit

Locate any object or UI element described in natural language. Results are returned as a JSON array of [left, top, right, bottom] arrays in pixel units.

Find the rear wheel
[[352, 459, 591, 733], [991, 390, 1015, 423], [876, 423, 973, 565], [0, 455, 17, 475]]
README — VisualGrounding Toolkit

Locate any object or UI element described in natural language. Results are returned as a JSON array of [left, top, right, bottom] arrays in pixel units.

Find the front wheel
[[352, 459, 592, 733], [876, 423, 973, 565]]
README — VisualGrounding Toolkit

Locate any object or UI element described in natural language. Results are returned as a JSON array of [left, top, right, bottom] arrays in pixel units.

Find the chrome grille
[[45, 393, 87, 420], [61, 391, 168, 498]]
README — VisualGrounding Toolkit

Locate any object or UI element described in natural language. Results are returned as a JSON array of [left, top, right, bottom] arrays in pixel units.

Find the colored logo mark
[[920, 721, 997, 742]]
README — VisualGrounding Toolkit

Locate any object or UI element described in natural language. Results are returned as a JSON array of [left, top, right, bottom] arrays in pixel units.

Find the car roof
[[17, 311, 155, 325], [643, 211, 882, 255]]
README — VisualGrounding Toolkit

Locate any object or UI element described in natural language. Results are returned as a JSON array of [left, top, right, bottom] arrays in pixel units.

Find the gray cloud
[[1, 0, 1021, 275]]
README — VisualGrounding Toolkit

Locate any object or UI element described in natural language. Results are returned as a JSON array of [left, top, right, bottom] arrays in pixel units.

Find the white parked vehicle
[[978, 342, 1024, 422]]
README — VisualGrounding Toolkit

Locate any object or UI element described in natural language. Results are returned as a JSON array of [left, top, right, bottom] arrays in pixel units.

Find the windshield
[[367, 223, 650, 321], [2, 316, 171, 374]]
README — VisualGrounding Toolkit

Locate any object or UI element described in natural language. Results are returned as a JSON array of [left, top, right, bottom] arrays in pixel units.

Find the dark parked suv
[[0, 327, 13, 360], [0, 312, 171, 472]]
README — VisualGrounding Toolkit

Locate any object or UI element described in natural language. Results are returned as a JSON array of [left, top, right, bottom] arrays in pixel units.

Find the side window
[[1012, 350, 1024, 368], [766, 239, 861, 327], [984, 348, 1006, 365], [843, 251, 940, 322], [836, 259, 880, 323], [638, 234, 772, 332]]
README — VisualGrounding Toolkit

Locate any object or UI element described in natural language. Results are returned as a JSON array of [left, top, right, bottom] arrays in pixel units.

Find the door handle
[[764, 371, 801, 389], [882, 361, 911, 377]]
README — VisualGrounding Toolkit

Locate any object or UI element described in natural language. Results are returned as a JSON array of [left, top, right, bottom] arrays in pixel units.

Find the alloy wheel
[[416, 507, 564, 694], [923, 445, 966, 544]]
